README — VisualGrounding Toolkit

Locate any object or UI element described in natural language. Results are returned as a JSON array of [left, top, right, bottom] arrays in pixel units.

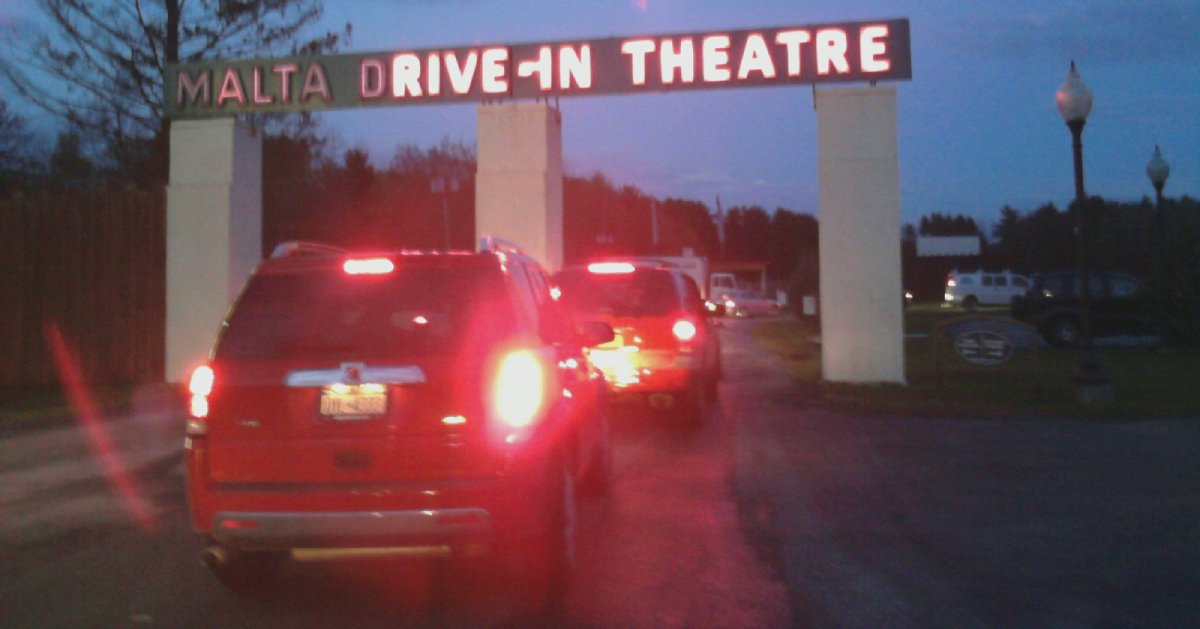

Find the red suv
[[185, 238, 612, 610], [552, 261, 721, 422]]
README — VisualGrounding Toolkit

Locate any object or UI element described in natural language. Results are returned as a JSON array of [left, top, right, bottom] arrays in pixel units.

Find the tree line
[[10, 81, 1197, 305], [902, 201, 1200, 302], [0, 0, 820, 299], [2, 1, 1194, 306]]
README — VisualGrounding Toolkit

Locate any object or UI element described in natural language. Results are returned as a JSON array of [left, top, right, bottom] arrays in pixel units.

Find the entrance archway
[[163, 19, 910, 385]]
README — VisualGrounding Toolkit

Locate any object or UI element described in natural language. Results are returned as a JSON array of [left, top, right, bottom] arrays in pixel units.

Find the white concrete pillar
[[815, 87, 905, 384], [165, 119, 261, 383], [475, 102, 564, 271]]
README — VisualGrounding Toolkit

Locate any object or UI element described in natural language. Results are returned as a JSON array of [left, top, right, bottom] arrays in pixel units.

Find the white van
[[708, 273, 737, 299], [944, 270, 1030, 308]]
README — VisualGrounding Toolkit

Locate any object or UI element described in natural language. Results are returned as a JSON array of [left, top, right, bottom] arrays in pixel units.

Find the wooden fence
[[0, 189, 165, 388]]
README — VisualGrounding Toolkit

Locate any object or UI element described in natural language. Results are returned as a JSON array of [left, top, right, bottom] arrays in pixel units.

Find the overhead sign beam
[[165, 18, 911, 118]]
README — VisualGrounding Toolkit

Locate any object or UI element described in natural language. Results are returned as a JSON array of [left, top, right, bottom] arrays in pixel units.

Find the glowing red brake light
[[588, 262, 636, 274], [492, 350, 546, 429], [187, 365, 214, 431], [189, 364, 214, 396], [672, 319, 699, 342], [343, 257, 395, 275]]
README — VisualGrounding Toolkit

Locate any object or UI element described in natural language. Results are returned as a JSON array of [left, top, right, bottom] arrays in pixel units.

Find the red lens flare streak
[[44, 322, 157, 532]]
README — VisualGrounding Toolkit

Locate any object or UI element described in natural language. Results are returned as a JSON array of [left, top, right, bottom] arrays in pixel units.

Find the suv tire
[[962, 295, 979, 310], [704, 354, 720, 402], [580, 408, 613, 496], [680, 379, 708, 426], [203, 544, 287, 596], [1048, 316, 1081, 347], [510, 457, 575, 622]]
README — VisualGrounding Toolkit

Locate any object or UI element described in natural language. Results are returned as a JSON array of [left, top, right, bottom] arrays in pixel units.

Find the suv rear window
[[1110, 276, 1141, 298], [555, 268, 681, 317], [1040, 273, 1104, 299], [216, 265, 514, 361]]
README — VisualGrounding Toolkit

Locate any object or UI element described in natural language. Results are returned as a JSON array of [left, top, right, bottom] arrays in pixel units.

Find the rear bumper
[[188, 440, 557, 550], [590, 349, 700, 393], [211, 508, 493, 551]]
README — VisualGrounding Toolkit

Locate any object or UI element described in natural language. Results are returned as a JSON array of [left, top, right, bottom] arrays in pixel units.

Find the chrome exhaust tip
[[201, 545, 230, 569]]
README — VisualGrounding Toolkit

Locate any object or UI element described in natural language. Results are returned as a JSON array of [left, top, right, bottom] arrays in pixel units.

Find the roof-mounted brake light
[[343, 257, 395, 275], [588, 262, 636, 274]]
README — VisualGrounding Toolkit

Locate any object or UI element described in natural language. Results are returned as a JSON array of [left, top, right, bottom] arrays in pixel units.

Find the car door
[[1011, 276, 1030, 304], [992, 274, 1009, 305], [680, 273, 719, 375], [516, 261, 603, 474], [1106, 275, 1152, 336]]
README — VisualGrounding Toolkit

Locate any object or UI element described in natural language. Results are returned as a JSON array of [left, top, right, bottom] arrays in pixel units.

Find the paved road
[[724, 319, 1200, 627], [4, 318, 1197, 627], [0, 326, 789, 627]]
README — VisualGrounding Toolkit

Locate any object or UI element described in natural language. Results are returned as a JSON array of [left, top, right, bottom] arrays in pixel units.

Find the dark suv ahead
[[185, 238, 612, 610], [553, 261, 721, 423], [1011, 270, 1161, 346]]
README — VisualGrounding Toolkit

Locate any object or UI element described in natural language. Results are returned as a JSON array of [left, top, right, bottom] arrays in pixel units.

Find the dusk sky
[[5, 0, 1198, 230]]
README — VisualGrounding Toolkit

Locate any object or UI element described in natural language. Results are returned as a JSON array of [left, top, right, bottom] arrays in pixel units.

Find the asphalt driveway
[[723, 318, 1200, 627]]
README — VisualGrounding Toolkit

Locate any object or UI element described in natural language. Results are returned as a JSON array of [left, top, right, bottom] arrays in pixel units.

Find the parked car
[[185, 238, 613, 613], [1011, 270, 1162, 346], [944, 270, 1030, 308], [719, 289, 781, 317], [553, 260, 721, 423]]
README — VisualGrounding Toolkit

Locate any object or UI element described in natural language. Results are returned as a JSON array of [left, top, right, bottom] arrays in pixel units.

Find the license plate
[[597, 332, 625, 350], [320, 385, 387, 420]]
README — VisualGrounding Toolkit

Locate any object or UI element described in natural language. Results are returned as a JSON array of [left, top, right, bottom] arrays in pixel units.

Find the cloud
[[949, 1, 1200, 63], [0, 0, 38, 25], [630, 0, 649, 13]]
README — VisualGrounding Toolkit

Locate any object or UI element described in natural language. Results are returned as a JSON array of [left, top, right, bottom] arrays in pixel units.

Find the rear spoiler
[[270, 241, 345, 259], [478, 235, 528, 258]]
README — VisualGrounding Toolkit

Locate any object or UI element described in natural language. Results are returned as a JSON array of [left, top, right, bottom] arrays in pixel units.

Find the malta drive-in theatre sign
[[165, 18, 911, 117]]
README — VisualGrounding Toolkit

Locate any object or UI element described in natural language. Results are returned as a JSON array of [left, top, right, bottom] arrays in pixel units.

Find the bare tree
[[0, 98, 43, 193], [0, 98, 34, 171], [1, 0, 349, 182]]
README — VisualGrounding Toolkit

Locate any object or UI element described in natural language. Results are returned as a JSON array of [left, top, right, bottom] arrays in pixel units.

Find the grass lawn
[[751, 303, 1200, 419]]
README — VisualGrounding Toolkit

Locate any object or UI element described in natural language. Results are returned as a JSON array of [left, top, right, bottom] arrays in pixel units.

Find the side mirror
[[578, 321, 615, 347]]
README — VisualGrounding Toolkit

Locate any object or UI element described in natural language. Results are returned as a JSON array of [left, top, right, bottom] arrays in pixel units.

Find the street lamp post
[[1146, 145, 1171, 299], [1055, 61, 1112, 404]]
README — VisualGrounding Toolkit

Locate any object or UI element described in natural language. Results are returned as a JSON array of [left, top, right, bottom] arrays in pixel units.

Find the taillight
[[672, 319, 699, 342], [343, 257, 395, 275], [187, 364, 214, 434], [492, 350, 546, 429]]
